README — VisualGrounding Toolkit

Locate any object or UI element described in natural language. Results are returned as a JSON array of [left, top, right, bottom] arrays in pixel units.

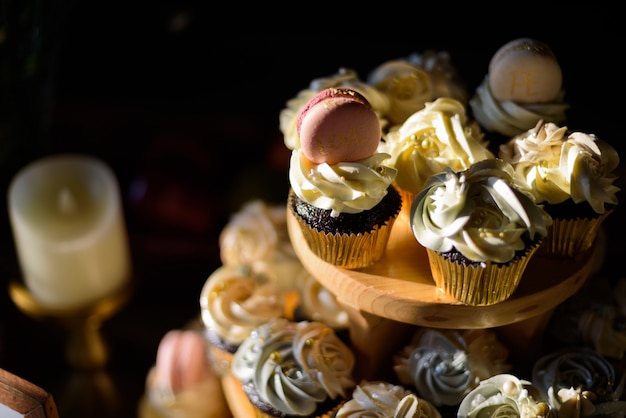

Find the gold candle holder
[[8, 279, 133, 370]]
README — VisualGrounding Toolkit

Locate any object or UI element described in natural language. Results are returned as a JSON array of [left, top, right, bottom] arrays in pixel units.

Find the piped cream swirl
[[199, 265, 288, 347], [231, 318, 355, 416], [470, 76, 568, 137], [457, 374, 554, 418], [335, 380, 442, 418], [499, 121, 620, 213], [289, 149, 397, 217], [380, 97, 493, 195], [410, 158, 552, 263]]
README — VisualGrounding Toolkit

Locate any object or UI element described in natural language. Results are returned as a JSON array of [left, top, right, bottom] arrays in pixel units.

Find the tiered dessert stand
[[222, 211, 597, 417]]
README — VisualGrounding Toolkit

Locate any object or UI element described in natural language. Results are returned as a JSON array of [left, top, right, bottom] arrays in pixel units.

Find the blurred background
[[1, 2, 624, 417]]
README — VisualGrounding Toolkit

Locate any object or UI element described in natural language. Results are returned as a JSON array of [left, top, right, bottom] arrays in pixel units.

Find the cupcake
[[219, 199, 306, 291], [334, 380, 442, 418], [379, 97, 494, 222], [288, 87, 401, 269], [470, 37, 569, 145], [367, 49, 468, 127], [499, 121, 620, 257], [199, 264, 294, 376], [531, 347, 626, 418], [457, 373, 555, 418], [139, 329, 229, 418], [410, 158, 553, 306], [231, 318, 356, 418], [393, 327, 511, 407]]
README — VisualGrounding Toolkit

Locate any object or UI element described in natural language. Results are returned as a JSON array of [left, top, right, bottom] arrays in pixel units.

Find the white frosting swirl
[[394, 328, 510, 407], [335, 380, 442, 418], [532, 347, 626, 418], [231, 318, 355, 416], [499, 121, 620, 213], [367, 50, 468, 127], [380, 97, 493, 195], [199, 265, 288, 347], [298, 272, 349, 330], [470, 76, 569, 137], [410, 158, 552, 263], [289, 149, 397, 217], [457, 374, 554, 418], [280, 68, 391, 150]]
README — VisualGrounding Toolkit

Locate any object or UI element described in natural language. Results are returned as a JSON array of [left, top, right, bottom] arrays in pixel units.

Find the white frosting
[[457, 374, 553, 418], [231, 318, 355, 416], [499, 121, 620, 213], [532, 347, 626, 418], [410, 158, 552, 263], [470, 76, 568, 137], [219, 200, 305, 290], [335, 380, 442, 418], [367, 50, 468, 127], [298, 272, 349, 330], [289, 149, 397, 217], [199, 265, 288, 347], [394, 328, 510, 407], [380, 97, 493, 195]]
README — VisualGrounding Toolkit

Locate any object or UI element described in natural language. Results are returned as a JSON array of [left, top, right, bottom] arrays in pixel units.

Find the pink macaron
[[296, 87, 381, 165], [153, 329, 211, 392]]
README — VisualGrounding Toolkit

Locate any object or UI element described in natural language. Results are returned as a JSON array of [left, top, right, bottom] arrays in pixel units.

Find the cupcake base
[[426, 242, 542, 306], [288, 187, 401, 269]]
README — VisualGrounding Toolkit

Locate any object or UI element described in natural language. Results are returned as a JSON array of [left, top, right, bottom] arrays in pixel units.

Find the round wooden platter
[[287, 210, 596, 330]]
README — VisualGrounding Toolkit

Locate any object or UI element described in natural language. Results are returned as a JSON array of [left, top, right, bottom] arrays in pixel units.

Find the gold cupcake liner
[[426, 244, 541, 306], [293, 213, 397, 269], [538, 211, 612, 257]]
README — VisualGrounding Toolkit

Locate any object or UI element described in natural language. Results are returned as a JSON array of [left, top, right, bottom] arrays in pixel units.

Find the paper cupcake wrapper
[[293, 212, 397, 269], [538, 211, 612, 257], [426, 244, 541, 306]]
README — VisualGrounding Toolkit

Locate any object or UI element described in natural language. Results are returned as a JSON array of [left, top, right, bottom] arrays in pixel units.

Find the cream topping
[[199, 265, 288, 347], [280, 68, 391, 150], [380, 97, 493, 195], [289, 149, 397, 217], [531, 347, 626, 418], [499, 121, 620, 213], [457, 374, 553, 418], [367, 50, 468, 127], [394, 328, 510, 407], [298, 272, 349, 330], [470, 76, 569, 137], [231, 318, 355, 416], [335, 380, 442, 418], [410, 158, 552, 263], [219, 200, 305, 290]]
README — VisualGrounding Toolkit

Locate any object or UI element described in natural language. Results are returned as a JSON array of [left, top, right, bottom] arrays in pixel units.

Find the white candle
[[8, 154, 132, 309]]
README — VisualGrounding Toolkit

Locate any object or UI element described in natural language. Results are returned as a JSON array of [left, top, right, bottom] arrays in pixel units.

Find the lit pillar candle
[[8, 154, 132, 309]]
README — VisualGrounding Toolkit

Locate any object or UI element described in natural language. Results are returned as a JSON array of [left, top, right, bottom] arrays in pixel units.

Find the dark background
[[1, 2, 624, 417]]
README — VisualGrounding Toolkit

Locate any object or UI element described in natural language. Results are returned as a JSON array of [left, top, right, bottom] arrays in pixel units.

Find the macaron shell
[[488, 38, 562, 103], [298, 88, 381, 165], [154, 330, 210, 392]]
